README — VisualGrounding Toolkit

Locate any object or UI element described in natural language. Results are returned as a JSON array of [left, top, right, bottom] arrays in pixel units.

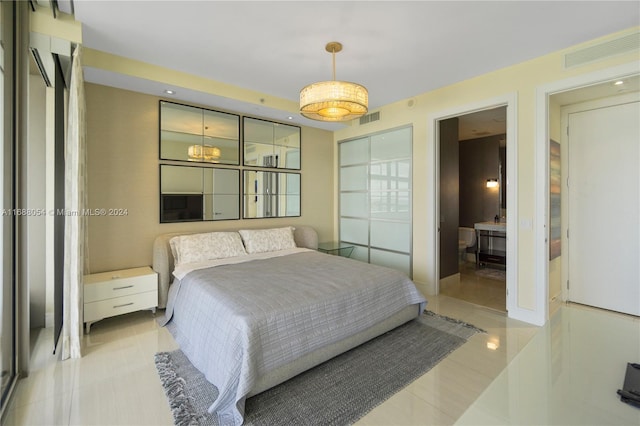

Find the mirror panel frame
[[243, 170, 301, 219], [160, 101, 240, 165], [243, 116, 301, 170], [160, 164, 240, 223], [158, 101, 303, 223]]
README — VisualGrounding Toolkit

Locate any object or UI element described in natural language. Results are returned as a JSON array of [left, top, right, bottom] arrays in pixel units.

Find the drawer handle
[[113, 302, 134, 309], [113, 285, 134, 290]]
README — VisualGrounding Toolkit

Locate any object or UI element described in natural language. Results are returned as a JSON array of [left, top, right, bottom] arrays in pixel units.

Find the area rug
[[155, 311, 484, 426], [475, 267, 506, 281]]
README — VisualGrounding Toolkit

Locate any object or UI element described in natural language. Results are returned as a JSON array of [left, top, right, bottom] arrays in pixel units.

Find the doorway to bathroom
[[438, 106, 508, 312]]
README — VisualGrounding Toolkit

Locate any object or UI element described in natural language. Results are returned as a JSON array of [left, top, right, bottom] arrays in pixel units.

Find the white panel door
[[568, 99, 639, 316]]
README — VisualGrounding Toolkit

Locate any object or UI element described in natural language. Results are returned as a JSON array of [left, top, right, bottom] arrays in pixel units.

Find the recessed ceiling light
[[614, 80, 624, 86], [164, 89, 175, 95], [287, 116, 294, 120]]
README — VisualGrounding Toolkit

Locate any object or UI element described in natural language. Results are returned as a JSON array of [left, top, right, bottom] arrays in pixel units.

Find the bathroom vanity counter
[[474, 221, 506, 232], [474, 221, 506, 268]]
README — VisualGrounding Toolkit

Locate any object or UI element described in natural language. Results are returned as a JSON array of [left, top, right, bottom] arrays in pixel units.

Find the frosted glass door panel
[[370, 127, 411, 161], [340, 193, 368, 217], [370, 161, 411, 190], [370, 221, 411, 252], [340, 137, 369, 166], [349, 245, 369, 263], [370, 249, 410, 276], [340, 218, 368, 245], [340, 165, 368, 191], [370, 192, 411, 220]]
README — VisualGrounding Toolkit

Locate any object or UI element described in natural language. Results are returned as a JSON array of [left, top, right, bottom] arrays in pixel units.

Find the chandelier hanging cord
[[327, 41, 342, 81]]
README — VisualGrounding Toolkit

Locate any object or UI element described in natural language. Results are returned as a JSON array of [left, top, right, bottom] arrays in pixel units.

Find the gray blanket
[[163, 251, 426, 425]]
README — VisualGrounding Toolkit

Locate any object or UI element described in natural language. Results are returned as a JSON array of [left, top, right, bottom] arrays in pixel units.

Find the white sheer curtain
[[61, 45, 88, 360]]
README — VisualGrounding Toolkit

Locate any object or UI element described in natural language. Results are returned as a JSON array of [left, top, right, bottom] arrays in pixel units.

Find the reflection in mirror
[[160, 165, 240, 222], [243, 117, 300, 170], [243, 170, 300, 218], [160, 101, 240, 165]]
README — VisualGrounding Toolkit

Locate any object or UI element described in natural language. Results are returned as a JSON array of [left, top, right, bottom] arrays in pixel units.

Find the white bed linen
[[172, 247, 312, 280]]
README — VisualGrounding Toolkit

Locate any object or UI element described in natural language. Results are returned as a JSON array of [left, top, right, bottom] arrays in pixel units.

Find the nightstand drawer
[[84, 267, 157, 303], [84, 291, 158, 323]]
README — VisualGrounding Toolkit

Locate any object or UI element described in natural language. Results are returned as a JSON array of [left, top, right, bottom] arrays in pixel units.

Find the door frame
[[534, 61, 640, 325], [428, 92, 518, 317]]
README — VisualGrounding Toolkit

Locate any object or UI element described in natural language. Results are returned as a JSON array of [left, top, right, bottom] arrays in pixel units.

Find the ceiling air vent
[[564, 31, 639, 69], [359, 111, 380, 125]]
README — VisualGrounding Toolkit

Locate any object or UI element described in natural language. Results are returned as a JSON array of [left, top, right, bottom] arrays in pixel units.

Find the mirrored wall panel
[[160, 101, 240, 165], [243, 171, 300, 218], [243, 117, 300, 170], [160, 165, 240, 222]]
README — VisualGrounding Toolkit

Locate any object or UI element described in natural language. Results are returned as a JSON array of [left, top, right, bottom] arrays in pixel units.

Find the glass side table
[[317, 242, 355, 258]]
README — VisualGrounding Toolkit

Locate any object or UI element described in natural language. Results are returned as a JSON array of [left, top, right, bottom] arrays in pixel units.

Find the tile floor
[[457, 303, 640, 425], [439, 261, 507, 312], [3, 295, 637, 425]]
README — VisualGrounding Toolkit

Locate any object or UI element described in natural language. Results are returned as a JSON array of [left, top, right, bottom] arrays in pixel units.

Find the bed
[[153, 225, 426, 426]]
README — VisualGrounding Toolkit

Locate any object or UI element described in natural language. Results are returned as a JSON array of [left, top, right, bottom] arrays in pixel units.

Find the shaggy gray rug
[[155, 311, 484, 426]]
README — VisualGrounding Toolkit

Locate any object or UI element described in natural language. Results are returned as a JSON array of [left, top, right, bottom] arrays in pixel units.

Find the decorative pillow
[[170, 231, 247, 266], [238, 226, 297, 254]]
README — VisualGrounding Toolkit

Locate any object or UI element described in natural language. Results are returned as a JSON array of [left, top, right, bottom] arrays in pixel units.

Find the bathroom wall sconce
[[486, 178, 499, 188]]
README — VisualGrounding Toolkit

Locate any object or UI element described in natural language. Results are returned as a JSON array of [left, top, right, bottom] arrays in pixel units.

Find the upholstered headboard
[[152, 225, 318, 308]]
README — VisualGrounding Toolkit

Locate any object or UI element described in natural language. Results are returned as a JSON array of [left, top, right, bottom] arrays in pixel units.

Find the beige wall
[[86, 83, 334, 273], [333, 27, 639, 314]]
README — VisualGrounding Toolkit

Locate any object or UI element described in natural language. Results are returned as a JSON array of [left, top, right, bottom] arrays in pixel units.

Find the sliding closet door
[[339, 137, 370, 261], [339, 127, 412, 276]]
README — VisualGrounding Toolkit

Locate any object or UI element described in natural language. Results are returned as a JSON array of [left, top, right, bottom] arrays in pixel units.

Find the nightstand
[[83, 266, 158, 333], [318, 242, 355, 258]]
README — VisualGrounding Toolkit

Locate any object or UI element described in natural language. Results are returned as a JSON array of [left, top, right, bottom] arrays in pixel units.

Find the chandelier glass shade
[[188, 144, 221, 162], [300, 42, 368, 122]]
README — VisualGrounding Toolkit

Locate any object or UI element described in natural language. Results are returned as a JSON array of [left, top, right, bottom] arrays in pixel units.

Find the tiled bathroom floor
[[439, 261, 506, 312]]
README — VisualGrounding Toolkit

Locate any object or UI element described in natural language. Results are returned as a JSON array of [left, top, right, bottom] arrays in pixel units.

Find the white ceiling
[[61, 1, 639, 132]]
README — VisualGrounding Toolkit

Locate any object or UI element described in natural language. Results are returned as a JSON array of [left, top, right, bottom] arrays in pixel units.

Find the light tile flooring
[[457, 303, 640, 425], [439, 261, 507, 312], [3, 296, 638, 425]]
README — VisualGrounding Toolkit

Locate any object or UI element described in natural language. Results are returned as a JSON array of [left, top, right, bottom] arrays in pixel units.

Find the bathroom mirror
[[243, 170, 300, 218], [243, 117, 300, 170], [160, 101, 240, 165], [160, 164, 240, 222]]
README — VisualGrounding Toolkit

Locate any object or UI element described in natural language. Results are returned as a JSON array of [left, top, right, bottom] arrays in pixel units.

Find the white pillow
[[170, 231, 247, 266], [238, 227, 297, 254]]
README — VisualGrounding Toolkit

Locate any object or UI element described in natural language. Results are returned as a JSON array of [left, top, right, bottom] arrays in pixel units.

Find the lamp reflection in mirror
[[486, 337, 500, 350], [188, 145, 221, 162], [486, 178, 499, 188]]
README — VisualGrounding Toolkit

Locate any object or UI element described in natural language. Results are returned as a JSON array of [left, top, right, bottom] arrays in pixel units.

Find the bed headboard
[[152, 225, 318, 308]]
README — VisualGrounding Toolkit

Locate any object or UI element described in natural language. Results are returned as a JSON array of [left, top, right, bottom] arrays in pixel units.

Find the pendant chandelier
[[299, 42, 368, 122]]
